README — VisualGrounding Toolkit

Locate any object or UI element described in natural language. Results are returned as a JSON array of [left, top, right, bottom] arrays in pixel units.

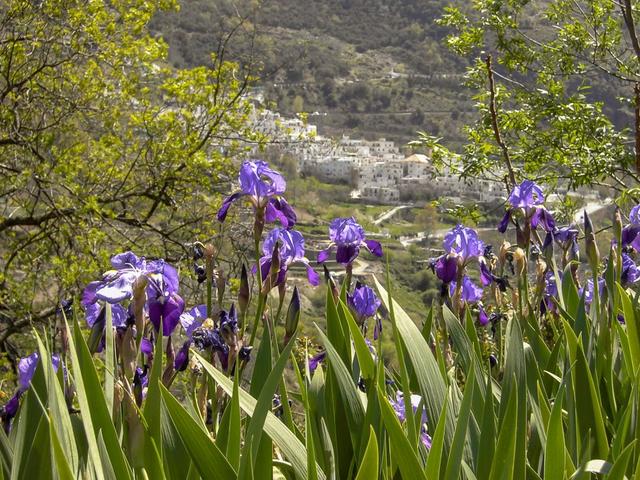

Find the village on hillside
[[249, 100, 604, 207]]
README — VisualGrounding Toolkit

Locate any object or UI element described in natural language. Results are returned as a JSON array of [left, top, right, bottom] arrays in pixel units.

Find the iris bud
[[584, 210, 600, 272], [238, 264, 250, 324], [87, 307, 106, 354], [174, 341, 191, 372], [284, 287, 301, 344], [216, 269, 226, 305], [614, 207, 623, 244]]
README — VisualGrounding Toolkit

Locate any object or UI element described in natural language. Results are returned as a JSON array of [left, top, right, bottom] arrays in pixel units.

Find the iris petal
[[216, 192, 244, 222], [364, 239, 383, 257]]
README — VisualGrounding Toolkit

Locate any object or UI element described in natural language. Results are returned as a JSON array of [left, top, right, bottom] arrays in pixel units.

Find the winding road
[[373, 204, 413, 225]]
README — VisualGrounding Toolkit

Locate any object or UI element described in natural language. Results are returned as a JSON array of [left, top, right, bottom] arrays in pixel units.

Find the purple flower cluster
[[432, 225, 487, 297]]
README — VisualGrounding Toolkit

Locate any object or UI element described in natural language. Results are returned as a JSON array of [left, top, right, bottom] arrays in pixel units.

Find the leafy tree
[[0, 0, 257, 351], [417, 0, 640, 196]]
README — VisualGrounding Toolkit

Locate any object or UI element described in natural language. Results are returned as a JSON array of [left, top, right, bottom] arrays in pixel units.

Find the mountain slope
[[152, 0, 474, 146]]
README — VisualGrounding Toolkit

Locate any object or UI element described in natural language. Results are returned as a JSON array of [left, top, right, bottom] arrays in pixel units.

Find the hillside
[[151, 0, 475, 147]]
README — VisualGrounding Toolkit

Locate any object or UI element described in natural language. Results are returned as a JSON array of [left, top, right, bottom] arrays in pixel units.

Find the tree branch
[[485, 55, 517, 190]]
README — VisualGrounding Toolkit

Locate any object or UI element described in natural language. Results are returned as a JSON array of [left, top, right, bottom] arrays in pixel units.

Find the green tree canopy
[[417, 0, 640, 197], [0, 0, 258, 349]]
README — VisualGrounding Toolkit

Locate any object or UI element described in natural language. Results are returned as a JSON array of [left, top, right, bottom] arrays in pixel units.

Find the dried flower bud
[[499, 241, 511, 266], [535, 259, 547, 294], [513, 248, 527, 276], [193, 243, 204, 261], [194, 264, 206, 284], [121, 326, 137, 380]]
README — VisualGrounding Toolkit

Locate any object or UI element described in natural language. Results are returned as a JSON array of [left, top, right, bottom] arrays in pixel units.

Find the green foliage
[[3, 230, 640, 478], [0, 0, 258, 345], [423, 0, 640, 194]]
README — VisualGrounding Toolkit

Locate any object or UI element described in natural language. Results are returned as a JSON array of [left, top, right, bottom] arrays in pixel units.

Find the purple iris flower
[[82, 299, 130, 353], [621, 253, 639, 286], [390, 392, 432, 450], [541, 270, 562, 314], [621, 206, 640, 250], [478, 305, 489, 326], [449, 276, 483, 303], [86, 253, 182, 337], [84, 252, 180, 306], [18, 352, 61, 393], [317, 217, 383, 266], [579, 278, 605, 307], [429, 255, 457, 283], [1, 352, 61, 431], [83, 302, 129, 329], [630, 205, 640, 225], [479, 260, 509, 291], [141, 338, 154, 357], [508, 180, 544, 208], [555, 226, 579, 244], [180, 305, 208, 338], [260, 228, 320, 286], [148, 291, 185, 337], [347, 283, 381, 324], [308, 351, 326, 374], [174, 341, 191, 372], [498, 180, 555, 234], [0, 393, 21, 427], [543, 226, 580, 257], [622, 225, 640, 249], [443, 225, 484, 263], [217, 160, 296, 228]]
